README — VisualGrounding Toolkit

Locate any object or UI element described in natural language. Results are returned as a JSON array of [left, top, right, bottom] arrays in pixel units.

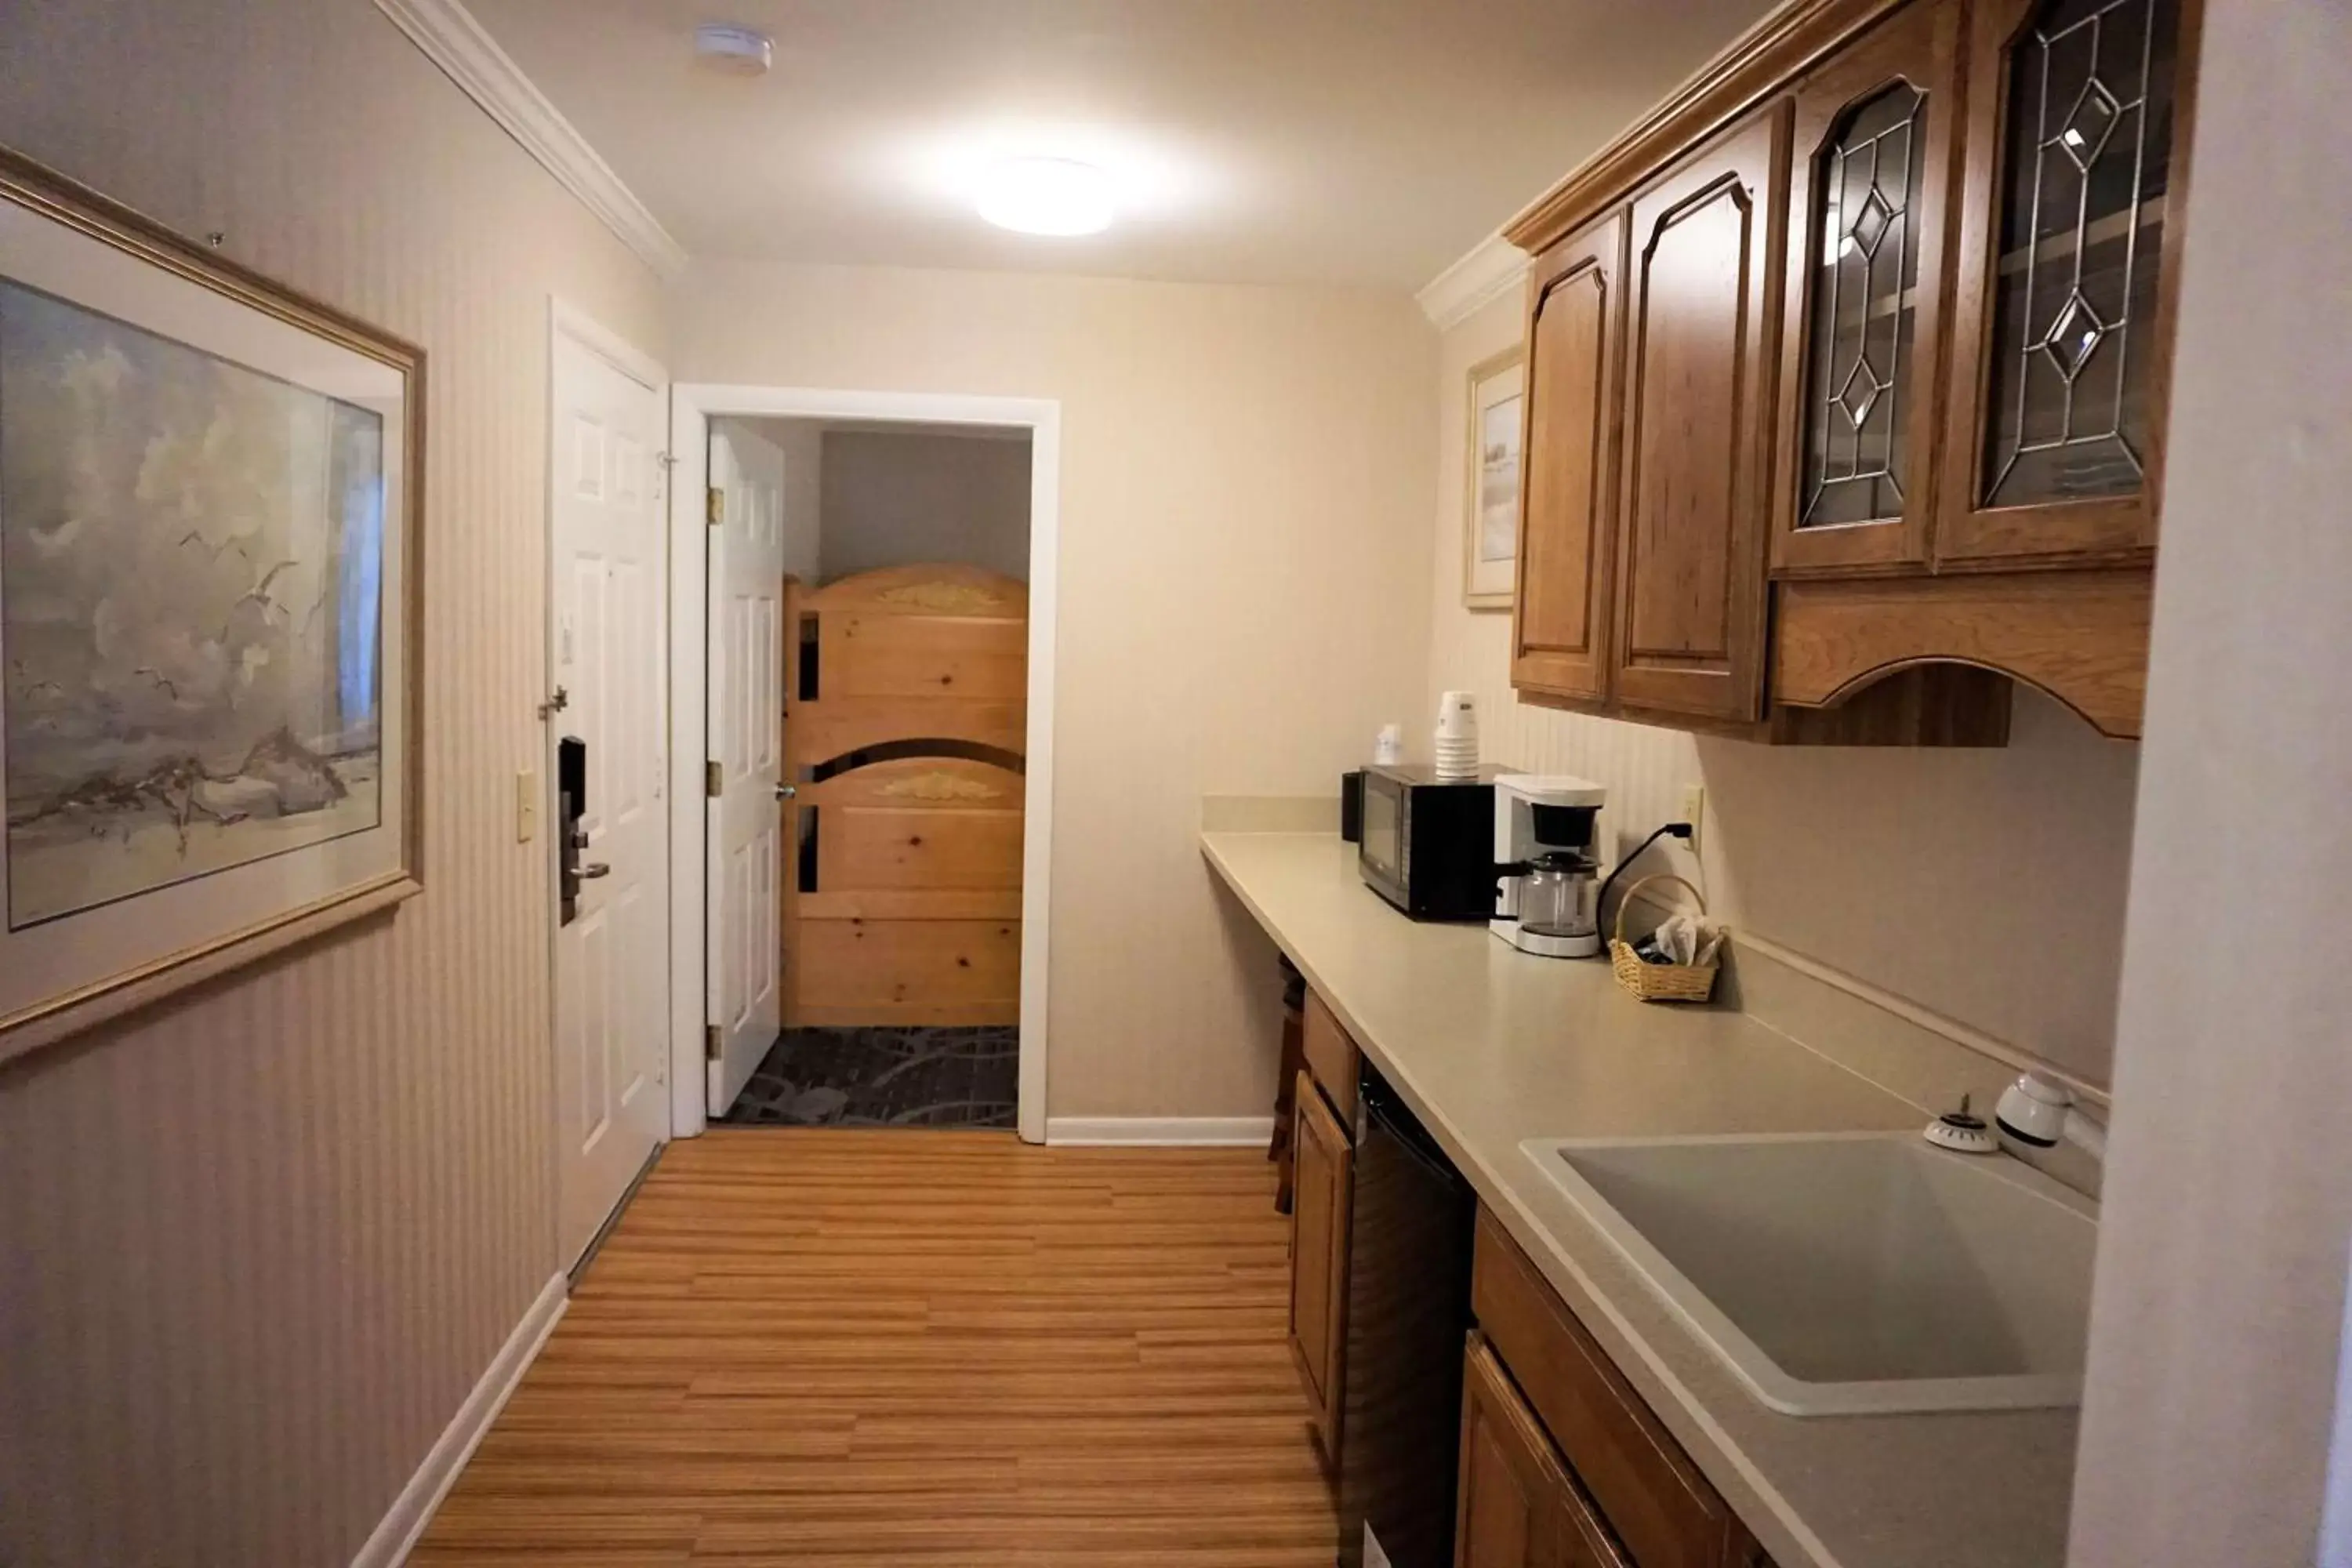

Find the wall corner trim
[[371, 0, 690, 279], [1046, 1116, 1276, 1147], [1415, 232, 1530, 329], [350, 1271, 568, 1568]]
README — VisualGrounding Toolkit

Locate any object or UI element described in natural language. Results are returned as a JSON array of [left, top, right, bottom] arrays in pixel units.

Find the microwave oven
[[1356, 764, 1499, 921]]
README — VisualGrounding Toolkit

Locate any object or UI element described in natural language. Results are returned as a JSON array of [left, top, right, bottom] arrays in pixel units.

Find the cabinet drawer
[[1472, 1210, 1741, 1568], [1301, 989, 1359, 1129]]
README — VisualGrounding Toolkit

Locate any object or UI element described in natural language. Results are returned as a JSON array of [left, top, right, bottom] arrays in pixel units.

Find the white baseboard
[[1046, 1116, 1276, 1147], [352, 1270, 568, 1568]]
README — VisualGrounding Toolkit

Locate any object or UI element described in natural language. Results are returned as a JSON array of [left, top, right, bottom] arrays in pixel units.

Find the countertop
[[1201, 831, 2078, 1568]]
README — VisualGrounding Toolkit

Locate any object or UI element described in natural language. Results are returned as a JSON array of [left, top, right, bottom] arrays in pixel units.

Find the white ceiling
[[463, 0, 1777, 289]]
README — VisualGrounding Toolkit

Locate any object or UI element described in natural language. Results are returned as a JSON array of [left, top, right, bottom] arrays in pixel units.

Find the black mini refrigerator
[[1338, 1060, 1478, 1567]]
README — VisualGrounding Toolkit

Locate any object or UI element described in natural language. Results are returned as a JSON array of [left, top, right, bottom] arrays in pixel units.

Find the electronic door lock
[[557, 735, 590, 925]]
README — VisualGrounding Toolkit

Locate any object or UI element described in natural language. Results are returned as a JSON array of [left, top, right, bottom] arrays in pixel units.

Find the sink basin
[[1519, 1132, 2097, 1416]]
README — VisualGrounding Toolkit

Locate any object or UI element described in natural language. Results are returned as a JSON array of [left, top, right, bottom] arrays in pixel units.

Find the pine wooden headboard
[[782, 565, 1027, 1027]]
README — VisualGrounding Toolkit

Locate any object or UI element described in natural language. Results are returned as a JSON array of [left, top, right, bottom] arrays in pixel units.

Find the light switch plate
[[517, 768, 538, 843]]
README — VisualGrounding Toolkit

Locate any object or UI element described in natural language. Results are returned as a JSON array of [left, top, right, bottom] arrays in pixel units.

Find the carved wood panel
[[1515, 209, 1629, 704], [1613, 107, 1788, 722]]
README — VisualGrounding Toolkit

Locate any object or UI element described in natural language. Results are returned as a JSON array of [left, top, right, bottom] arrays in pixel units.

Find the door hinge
[[706, 486, 724, 525], [705, 760, 723, 798], [704, 1024, 721, 1060]]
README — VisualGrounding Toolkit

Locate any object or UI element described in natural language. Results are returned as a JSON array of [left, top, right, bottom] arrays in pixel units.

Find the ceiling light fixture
[[694, 23, 774, 75], [975, 158, 1115, 237]]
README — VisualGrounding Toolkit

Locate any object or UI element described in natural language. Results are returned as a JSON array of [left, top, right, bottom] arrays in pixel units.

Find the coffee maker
[[1491, 774, 1608, 957]]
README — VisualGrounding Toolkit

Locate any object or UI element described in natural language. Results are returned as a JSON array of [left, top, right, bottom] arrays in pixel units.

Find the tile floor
[[718, 1025, 1019, 1130]]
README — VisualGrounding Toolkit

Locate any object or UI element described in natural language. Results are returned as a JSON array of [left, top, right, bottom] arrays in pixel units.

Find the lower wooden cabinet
[[1287, 1067, 1351, 1465], [1468, 1210, 1774, 1568], [1458, 1331, 1632, 1568]]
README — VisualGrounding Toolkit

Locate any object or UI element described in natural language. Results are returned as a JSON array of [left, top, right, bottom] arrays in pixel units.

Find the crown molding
[[372, 0, 689, 279], [1414, 231, 1529, 329]]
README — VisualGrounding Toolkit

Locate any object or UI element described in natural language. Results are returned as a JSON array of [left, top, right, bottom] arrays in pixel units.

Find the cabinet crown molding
[[1417, 233, 1531, 329], [1504, 0, 1907, 253]]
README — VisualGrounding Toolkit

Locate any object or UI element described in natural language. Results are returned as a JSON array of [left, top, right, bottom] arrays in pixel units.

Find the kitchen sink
[[1519, 1132, 2097, 1416]]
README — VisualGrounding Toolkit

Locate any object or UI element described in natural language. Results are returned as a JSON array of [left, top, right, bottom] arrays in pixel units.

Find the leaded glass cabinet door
[[1773, 0, 1963, 575], [1940, 0, 2199, 563]]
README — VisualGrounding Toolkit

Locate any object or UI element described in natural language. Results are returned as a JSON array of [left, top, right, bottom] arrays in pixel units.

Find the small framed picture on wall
[[1462, 347, 1525, 610]]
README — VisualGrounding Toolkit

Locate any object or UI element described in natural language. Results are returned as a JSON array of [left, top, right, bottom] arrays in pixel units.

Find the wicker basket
[[1607, 873, 1721, 1004]]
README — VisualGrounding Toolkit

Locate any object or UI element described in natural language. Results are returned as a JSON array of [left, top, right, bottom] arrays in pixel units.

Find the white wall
[[0, 2, 667, 1564], [675, 259, 1436, 1117], [819, 428, 1032, 583], [2068, 1, 2352, 1559], [1425, 289, 2140, 1089]]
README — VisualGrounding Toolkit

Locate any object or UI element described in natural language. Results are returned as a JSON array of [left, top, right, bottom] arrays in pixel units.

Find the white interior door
[[705, 426, 785, 1115], [552, 324, 670, 1268]]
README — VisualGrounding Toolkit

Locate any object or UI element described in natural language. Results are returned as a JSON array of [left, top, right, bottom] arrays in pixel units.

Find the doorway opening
[[717, 417, 1031, 1131], [667, 387, 1060, 1145]]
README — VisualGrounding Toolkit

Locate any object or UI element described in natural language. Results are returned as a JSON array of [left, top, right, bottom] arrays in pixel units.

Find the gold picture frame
[[0, 147, 424, 1062], [1462, 345, 1526, 610]]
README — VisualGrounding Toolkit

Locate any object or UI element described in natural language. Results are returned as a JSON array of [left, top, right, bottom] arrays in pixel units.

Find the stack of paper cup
[[1433, 691, 1479, 781]]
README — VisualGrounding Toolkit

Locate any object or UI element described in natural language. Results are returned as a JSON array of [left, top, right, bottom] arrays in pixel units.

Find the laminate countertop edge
[[1200, 829, 2078, 1568]]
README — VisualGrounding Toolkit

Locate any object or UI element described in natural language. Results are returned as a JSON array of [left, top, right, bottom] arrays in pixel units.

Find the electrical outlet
[[1680, 783, 1705, 857], [517, 768, 538, 844]]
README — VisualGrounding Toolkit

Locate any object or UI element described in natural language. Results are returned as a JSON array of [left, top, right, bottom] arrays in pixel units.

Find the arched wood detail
[[795, 703, 1027, 768], [797, 756, 1024, 811], [1773, 571, 2151, 739]]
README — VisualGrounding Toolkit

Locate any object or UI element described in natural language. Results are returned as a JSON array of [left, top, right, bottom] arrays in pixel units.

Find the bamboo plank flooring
[[413, 1130, 1337, 1566]]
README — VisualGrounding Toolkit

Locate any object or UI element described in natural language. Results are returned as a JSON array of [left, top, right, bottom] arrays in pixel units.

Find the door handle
[[775, 782, 797, 801], [579, 862, 612, 880]]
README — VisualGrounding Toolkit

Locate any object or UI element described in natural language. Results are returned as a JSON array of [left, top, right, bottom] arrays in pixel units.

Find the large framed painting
[[0, 149, 422, 1059], [1462, 346, 1525, 610]]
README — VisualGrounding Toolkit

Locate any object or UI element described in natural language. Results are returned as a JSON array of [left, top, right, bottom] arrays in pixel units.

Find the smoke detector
[[694, 23, 774, 75]]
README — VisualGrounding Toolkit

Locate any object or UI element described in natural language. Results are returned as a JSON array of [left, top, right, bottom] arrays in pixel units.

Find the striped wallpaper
[[0, 3, 664, 1563]]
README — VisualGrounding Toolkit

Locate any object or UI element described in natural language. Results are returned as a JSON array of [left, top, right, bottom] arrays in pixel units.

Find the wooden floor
[[415, 1131, 1336, 1566]]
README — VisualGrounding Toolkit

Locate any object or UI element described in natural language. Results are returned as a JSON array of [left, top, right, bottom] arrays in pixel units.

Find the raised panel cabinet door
[[1938, 0, 2199, 564], [1456, 1334, 1632, 1568], [1513, 208, 1628, 702], [1288, 1069, 1351, 1463], [1615, 107, 1789, 722], [1772, 0, 1965, 575]]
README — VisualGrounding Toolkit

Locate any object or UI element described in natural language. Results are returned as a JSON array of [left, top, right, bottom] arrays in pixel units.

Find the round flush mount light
[[975, 157, 1115, 237], [694, 23, 774, 74]]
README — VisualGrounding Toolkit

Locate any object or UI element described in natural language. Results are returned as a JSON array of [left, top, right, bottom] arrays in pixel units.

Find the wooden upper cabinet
[[1502, 0, 2193, 742], [1772, 0, 1964, 575], [1613, 107, 1788, 724], [1513, 209, 1628, 704], [1937, 0, 2198, 564]]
